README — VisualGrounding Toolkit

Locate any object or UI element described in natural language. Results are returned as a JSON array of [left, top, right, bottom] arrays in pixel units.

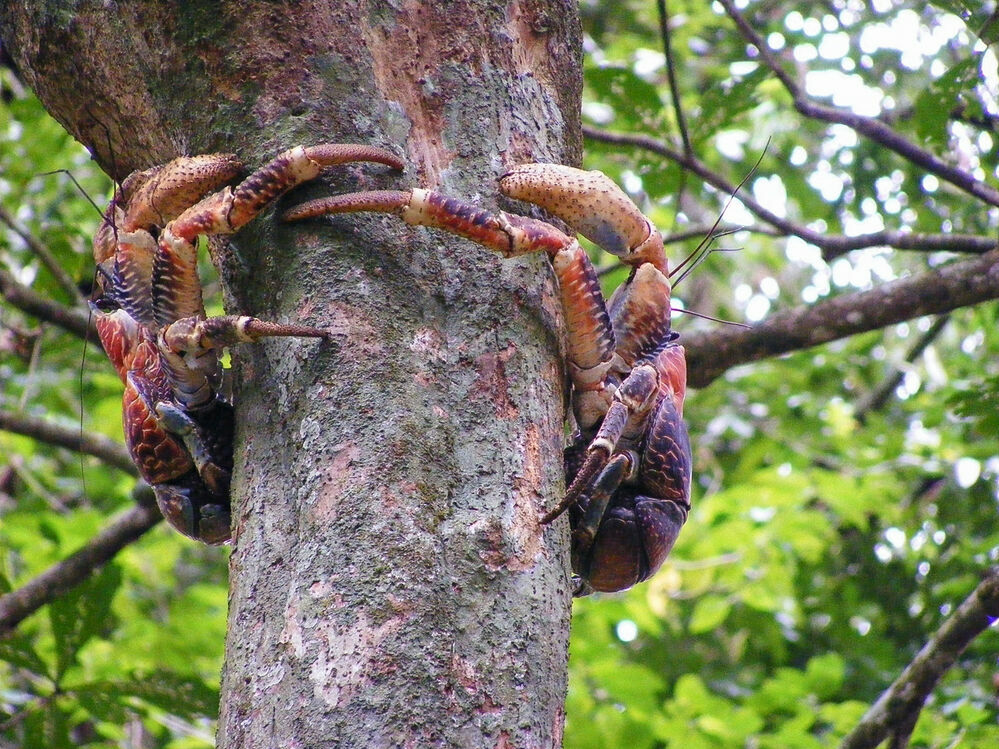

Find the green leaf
[[0, 633, 53, 678], [126, 669, 221, 719], [688, 595, 731, 634], [804, 653, 845, 698], [49, 563, 122, 681], [585, 65, 665, 131], [913, 57, 981, 149]]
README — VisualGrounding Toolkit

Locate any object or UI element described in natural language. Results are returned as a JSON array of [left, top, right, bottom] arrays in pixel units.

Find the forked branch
[[0, 484, 161, 637], [840, 568, 999, 749]]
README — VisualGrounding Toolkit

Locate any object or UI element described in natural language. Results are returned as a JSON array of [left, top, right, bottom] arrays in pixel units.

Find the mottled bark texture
[[1, 1, 581, 746]]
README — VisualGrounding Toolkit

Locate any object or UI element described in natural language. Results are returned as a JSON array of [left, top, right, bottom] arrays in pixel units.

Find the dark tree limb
[[656, 0, 691, 157], [582, 126, 998, 260], [0, 409, 135, 476], [716, 0, 999, 208], [0, 484, 161, 638], [0, 268, 96, 340], [855, 315, 950, 421], [840, 568, 999, 749], [683, 249, 999, 389], [0, 203, 84, 303]]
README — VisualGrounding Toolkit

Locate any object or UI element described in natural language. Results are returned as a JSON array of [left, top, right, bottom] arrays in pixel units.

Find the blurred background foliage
[[2, 0, 999, 746]]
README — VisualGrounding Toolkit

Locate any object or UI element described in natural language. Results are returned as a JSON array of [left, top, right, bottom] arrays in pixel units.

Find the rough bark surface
[[1, 1, 581, 746]]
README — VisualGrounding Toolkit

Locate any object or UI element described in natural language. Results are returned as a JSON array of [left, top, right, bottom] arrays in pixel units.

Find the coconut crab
[[91, 144, 403, 543], [283, 164, 691, 595]]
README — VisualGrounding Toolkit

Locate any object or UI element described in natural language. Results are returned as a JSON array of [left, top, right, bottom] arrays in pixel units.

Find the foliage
[[568, 1, 999, 747], [1, 72, 224, 749], [2, 0, 999, 747]]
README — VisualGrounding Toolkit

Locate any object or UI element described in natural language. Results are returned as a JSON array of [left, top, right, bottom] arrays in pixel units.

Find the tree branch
[[682, 249, 999, 389], [0, 268, 97, 340], [840, 568, 999, 749], [716, 0, 999, 208], [656, 0, 691, 156], [0, 484, 161, 637], [0, 409, 135, 476], [855, 315, 950, 421], [0, 202, 85, 303], [582, 126, 998, 260]]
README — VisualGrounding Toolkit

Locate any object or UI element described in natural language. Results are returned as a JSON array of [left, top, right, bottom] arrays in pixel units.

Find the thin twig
[[0, 485, 162, 637], [0, 409, 135, 476], [716, 0, 999, 208], [855, 315, 951, 421], [656, 0, 692, 156], [682, 249, 999, 389], [0, 268, 97, 340], [0, 202, 85, 303], [582, 126, 998, 260], [839, 568, 999, 749]]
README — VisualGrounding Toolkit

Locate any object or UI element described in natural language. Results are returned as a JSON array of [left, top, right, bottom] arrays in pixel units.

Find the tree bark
[[1, 2, 581, 746]]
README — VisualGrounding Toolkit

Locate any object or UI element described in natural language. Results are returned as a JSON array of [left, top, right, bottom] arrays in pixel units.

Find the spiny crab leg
[[541, 361, 662, 523], [157, 316, 331, 410], [141, 146, 402, 409], [283, 186, 620, 433], [154, 145, 405, 326]]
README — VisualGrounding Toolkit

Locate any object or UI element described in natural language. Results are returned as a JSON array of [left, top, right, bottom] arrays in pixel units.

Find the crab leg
[[155, 315, 330, 411], [153, 145, 403, 327], [284, 188, 619, 430], [499, 164, 668, 273], [501, 164, 679, 371]]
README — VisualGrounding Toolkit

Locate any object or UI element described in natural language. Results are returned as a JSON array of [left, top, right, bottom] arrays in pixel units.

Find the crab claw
[[499, 164, 667, 273]]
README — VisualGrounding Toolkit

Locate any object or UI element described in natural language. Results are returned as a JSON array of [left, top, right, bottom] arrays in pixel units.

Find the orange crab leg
[[154, 145, 403, 326], [284, 188, 619, 430]]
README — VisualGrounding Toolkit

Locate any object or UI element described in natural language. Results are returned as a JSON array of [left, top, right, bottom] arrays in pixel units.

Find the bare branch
[[656, 0, 692, 156], [716, 0, 999, 208], [0, 409, 135, 476], [0, 268, 97, 340], [0, 202, 85, 303], [855, 315, 950, 421], [840, 568, 999, 749], [683, 249, 999, 389], [0, 485, 161, 637], [582, 126, 998, 260]]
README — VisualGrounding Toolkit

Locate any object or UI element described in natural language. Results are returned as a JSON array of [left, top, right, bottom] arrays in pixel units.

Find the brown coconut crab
[[283, 164, 691, 595], [91, 144, 403, 543]]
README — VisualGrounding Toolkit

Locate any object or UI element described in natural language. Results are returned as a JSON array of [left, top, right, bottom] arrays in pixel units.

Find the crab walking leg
[[542, 361, 662, 523], [284, 188, 619, 429], [157, 315, 330, 411], [152, 145, 404, 327]]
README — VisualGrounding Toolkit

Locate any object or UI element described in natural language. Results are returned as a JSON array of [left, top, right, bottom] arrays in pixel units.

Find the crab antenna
[[672, 306, 751, 328], [39, 169, 108, 222], [670, 137, 770, 283], [673, 243, 746, 288], [669, 226, 744, 281]]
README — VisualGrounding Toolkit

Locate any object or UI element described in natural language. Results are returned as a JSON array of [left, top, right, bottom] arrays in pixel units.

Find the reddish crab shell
[[92, 144, 403, 542]]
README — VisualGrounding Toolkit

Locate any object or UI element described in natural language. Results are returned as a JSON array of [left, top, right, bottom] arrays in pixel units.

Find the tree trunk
[[1, 2, 582, 745]]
